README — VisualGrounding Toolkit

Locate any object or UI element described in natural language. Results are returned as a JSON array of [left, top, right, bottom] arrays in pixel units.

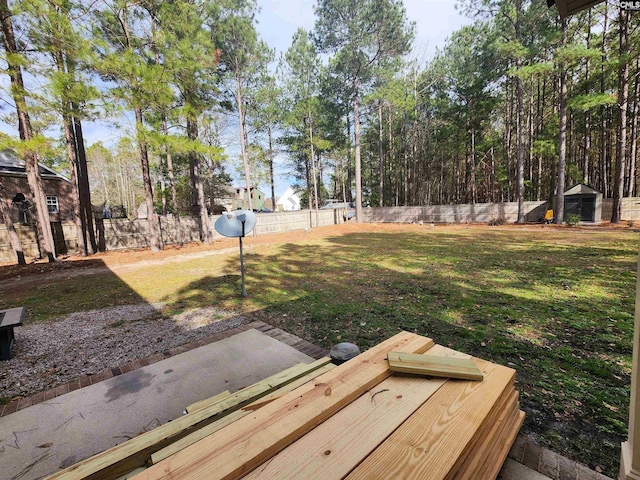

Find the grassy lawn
[[0, 223, 636, 476]]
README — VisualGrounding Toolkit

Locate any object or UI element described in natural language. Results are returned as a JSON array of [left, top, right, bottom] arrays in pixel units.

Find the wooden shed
[[563, 183, 602, 223]]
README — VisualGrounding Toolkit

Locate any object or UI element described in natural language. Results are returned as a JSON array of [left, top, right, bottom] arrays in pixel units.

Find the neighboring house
[[0, 149, 74, 254], [0, 150, 73, 225], [233, 186, 266, 211], [276, 187, 301, 212], [212, 185, 236, 213]]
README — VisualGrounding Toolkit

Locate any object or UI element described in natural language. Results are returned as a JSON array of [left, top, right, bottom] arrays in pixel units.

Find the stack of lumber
[[46, 331, 523, 480]]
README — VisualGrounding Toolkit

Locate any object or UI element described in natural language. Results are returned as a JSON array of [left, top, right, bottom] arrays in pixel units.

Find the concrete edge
[[0, 320, 328, 418]]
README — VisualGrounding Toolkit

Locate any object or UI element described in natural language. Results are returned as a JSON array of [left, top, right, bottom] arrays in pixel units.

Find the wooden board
[[151, 410, 249, 465], [187, 358, 331, 413], [153, 363, 336, 465], [133, 331, 435, 480], [185, 390, 231, 414], [45, 358, 334, 480], [480, 410, 525, 480], [387, 351, 484, 381], [243, 345, 466, 480], [345, 358, 515, 480], [242, 363, 336, 411], [452, 391, 519, 479]]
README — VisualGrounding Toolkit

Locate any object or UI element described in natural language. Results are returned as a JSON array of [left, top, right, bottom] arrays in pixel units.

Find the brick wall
[[1, 174, 74, 224]]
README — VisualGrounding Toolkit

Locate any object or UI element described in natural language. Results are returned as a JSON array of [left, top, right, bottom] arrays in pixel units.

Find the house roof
[[0, 150, 70, 181], [547, 0, 604, 18], [564, 183, 602, 196], [277, 187, 301, 204]]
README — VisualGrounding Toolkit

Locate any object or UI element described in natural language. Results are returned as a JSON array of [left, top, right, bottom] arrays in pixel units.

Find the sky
[[1, 0, 472, 199], [253, 0, 472, 197]]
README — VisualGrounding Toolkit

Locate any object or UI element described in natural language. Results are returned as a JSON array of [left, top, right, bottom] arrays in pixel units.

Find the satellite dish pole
[[214, 210, 257, 297], [239, 215, 247, 297]]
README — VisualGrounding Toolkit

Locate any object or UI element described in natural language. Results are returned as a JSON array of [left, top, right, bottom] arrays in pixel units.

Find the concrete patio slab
[[0, 328, 313, 480]]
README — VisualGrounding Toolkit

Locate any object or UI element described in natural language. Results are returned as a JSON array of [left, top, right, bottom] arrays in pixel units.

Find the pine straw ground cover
[[0, 223, 636, 476]]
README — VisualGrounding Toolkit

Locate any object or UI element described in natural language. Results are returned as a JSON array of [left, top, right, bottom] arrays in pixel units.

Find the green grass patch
[[0, 225, 636, 476]]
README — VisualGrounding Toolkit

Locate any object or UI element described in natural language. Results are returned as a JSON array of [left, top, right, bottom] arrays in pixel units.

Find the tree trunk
[[584, 10, 592, 186], [628, 59, 639, 198], [612, 8, 630, 223], [0, 179, 25, 264], [186, 117, 212, 242], [556, 19, 568, 225], [236, 74, 253, 212], [515, 0, 525, 223], [68, 52, 96, 254], [62, 115, 86, 255], [353, 76, 363, 222], [268, 124, 276, 211], [0, 0, 55, 261], [134, 108, 161, 251], [309, 114, 320, 227], [72, 113, 97, 254], [378, 100, 384, 207]]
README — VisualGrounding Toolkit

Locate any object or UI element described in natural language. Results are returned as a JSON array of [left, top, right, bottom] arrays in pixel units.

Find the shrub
[[488, 217, 505, 226], [566, 213, 581, 227]]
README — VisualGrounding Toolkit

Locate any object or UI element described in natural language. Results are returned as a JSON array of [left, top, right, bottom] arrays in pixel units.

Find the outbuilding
[[563, 183, 602, 223]]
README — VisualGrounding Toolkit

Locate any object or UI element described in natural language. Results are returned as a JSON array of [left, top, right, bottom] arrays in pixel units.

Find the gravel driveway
[[0, 303, 248, 400]]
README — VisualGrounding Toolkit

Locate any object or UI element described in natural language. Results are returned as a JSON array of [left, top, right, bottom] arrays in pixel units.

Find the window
[[46, 196, 59, 214]]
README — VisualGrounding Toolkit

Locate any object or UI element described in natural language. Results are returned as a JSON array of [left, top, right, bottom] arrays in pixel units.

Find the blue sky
[[1, 0, 471, 199]]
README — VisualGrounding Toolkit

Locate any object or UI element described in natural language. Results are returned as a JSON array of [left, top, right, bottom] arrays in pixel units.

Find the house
[[276, 187, 301, 212], [232, 186, 266, 211], [211, 185, 235, 214], [0, 150, 74, 255], [0, 150, 73, 225]]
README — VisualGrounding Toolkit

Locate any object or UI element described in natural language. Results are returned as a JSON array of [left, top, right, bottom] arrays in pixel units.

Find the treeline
[[0, 0, 635, 263], [399, 0, 640, 225]]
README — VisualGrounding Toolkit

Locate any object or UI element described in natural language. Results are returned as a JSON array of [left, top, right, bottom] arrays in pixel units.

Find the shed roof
[[564, 183, 602, 196], [0, 150, 70, 181]]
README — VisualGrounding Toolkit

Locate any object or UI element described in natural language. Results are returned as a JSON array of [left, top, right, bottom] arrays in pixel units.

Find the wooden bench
[[0, 307, 24, 360]]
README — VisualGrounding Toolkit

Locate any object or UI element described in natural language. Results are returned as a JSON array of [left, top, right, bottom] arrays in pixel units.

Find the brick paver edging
[[508, 435, 614, 480], [0, 320, 327, 418]]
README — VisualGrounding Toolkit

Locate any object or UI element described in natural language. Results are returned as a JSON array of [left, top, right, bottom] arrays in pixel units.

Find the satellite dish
[[214, 210, 257, 238], [214, 209, 257, 297]]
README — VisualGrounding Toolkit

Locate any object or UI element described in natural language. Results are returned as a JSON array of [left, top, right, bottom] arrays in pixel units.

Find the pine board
[[133, 331, 435, 480], [187, 358, 331, 413], [185, 390, 232, 414], [345, 358, 515, 480], [475, 409, 525, 480], [153, 363, 336, 464], [387, 351, 484, 381], [452, 390, 519, 479], [45, 358, 333, 480], [243, 344, 466, 480], [243, 363, 336, 411], [151, 410, 250, 465]]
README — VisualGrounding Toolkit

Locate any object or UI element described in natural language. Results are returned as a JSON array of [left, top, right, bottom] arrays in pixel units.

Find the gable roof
[[564, 183, 602, 196], [0, 150, 70, 181], [277, 187, 301, 204]]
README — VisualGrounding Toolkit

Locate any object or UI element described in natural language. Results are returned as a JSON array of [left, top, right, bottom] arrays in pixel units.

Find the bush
[[566, 213, 581, 226], [488, 217, 505, 226]]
